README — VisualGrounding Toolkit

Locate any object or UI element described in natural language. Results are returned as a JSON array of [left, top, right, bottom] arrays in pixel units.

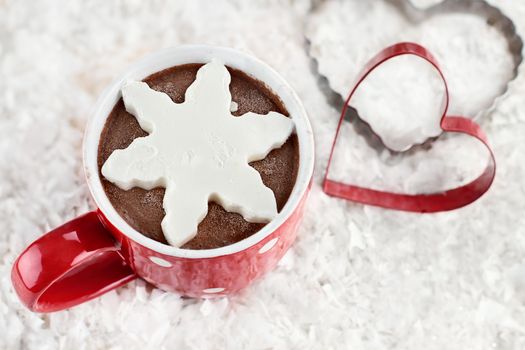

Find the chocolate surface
[[98, 64, 299, 249]]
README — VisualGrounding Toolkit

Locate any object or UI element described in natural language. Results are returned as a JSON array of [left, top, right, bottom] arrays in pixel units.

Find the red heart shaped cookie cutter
[[323, 42, 496, 212]]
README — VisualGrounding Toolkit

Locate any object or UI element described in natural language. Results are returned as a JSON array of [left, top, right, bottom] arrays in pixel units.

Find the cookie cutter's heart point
[[323, 42, 496, 213]]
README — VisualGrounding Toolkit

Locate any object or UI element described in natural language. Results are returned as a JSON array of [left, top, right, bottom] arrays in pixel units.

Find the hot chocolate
[[97, 63, 299, 250]]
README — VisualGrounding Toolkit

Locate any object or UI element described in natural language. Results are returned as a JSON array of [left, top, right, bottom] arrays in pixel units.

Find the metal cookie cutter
[[322, 42, 496, 212]]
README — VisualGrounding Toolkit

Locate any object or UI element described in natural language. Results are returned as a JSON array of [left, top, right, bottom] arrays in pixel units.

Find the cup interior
[[83, 45, 314, 259]]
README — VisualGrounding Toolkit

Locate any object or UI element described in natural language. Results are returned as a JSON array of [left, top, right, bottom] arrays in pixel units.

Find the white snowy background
[[1, 0, 525, 349]]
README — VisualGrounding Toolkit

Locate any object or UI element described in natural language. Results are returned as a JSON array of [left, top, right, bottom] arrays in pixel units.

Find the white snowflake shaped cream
[[102, 59, 294, 247]]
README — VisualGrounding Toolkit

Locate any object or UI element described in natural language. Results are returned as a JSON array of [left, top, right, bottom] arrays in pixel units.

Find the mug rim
[[83, 45, 314, 259]]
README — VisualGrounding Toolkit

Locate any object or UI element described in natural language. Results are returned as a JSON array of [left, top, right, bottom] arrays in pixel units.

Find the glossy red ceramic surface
[[12, 183, 310, 312], [11, 45, 314, 313], [101, 186, 309, 297], [11, 212, 136, 312]]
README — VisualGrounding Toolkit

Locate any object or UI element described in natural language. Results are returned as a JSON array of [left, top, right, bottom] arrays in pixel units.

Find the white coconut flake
[[2, 1, 525, 350]]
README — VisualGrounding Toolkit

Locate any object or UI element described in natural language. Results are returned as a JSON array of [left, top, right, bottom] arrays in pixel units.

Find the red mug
[[11, 46, 315, 312]]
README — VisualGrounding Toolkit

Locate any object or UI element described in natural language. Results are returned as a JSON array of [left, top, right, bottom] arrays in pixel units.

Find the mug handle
[[11, 211, 136, 312]]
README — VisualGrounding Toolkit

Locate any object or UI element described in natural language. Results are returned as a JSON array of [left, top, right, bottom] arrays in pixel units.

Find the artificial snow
[[1, 0, 525, 349]]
